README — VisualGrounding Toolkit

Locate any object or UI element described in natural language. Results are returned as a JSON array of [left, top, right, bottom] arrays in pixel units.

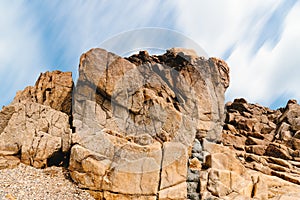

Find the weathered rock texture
[[13, 70, 73, 115], [0, 71, 73, 169], [69, 48, 229, 199], [194, 99, 300, 199], [1, 47, 300, 200], [0, 102, 72, 168]]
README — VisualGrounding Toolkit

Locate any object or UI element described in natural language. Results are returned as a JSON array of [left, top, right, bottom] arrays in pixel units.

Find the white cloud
[[0, 2, 45, 106], [172, 0, 300, 108], [173, 0, 279, 56], [1, 0, 299, 109], [37, 1, 178, 69], [0, 1, 177, 106], [99, 28, 208, 58], [226, 3, 300, 107]]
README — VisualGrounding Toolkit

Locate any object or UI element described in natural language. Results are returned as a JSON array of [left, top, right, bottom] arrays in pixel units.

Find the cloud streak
[[0, 0, 178, 106], [0, 0, 299, 109], [225, 1, 300, 108], [250, 0, 298, 55], [0, 1, 46, 106], [173, 0, 300, 108]]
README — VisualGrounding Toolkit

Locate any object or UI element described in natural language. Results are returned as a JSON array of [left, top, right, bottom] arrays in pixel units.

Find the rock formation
[[69, 48, 229, 199], [13, 70, 73, 116], [0, 71, 73, 169], [198, 98, 300, 199], [0, 47, 300, 200]]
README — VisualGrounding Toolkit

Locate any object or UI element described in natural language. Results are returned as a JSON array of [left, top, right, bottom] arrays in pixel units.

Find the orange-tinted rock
[[13, 70, 73, 115], [213, 99, 300, 199], [0, 102, 71, 168], [69, 48, 230, 198]]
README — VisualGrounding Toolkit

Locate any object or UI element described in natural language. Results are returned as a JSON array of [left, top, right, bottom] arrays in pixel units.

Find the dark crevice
[[43, 88, 51, 102], [156, 146, 164, 199], [47, 150, 70, 168], [251, 183, 255, 198]]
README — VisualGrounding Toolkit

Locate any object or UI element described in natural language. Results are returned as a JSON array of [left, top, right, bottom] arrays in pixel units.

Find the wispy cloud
[[225, 1, 300, 108], [26, 1, 178, 71], [173, 1, 276, 56], [173, 0, 300, 108], [0, 1, 46, 106], [250, 0, 298, 55], [99, 28, 208, 58], [0, 0, 178, 106], [0, 0, 299, 109]]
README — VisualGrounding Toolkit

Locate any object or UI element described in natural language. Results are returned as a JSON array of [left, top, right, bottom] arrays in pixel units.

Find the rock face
[[195, 99, 300, 199], [69, 48, 229, 199], [13, 70, 73, 115], [0, 102, 72, 169], [1, 47, 300, 200], [0, 71, 72, 169]]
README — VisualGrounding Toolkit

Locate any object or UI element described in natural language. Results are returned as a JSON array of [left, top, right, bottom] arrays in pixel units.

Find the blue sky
[[1, 0, 299, 109]]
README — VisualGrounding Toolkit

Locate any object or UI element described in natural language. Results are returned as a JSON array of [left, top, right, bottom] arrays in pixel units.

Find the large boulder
[[206, 99, 300, 199], [197, 138, 300, 199], [69, 48, 229, 198], [13, 70, 73, 115], [0, 102, 71, 168], [0, 70, 73, 169]]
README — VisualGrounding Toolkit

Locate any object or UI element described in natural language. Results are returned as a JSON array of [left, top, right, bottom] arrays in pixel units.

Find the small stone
[[5, 193, 16, 200], [189, 158, 202, 170], [187, 168, 200, 182], [192, 139, 202, 153], [192, 153, 203, 161], [294, 130, 300, 139]]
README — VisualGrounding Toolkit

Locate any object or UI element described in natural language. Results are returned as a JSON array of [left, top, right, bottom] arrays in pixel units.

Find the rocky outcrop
[[1, 47, 300, 200], [0, 102, 71, 168], [194, 99, 300, 199], [0, 71, 73, 169], [13, 70, 73, 115], [69, 48, 229, 199], [196, 139, 300, 200], [223, 99, 300, 178]]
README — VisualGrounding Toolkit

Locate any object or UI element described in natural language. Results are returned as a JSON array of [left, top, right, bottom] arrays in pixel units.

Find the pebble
[[0, 163, 94, 200]]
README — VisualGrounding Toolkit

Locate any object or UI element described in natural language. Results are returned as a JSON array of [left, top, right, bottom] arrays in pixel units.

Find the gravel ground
[[0, 163, 94, 200]]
